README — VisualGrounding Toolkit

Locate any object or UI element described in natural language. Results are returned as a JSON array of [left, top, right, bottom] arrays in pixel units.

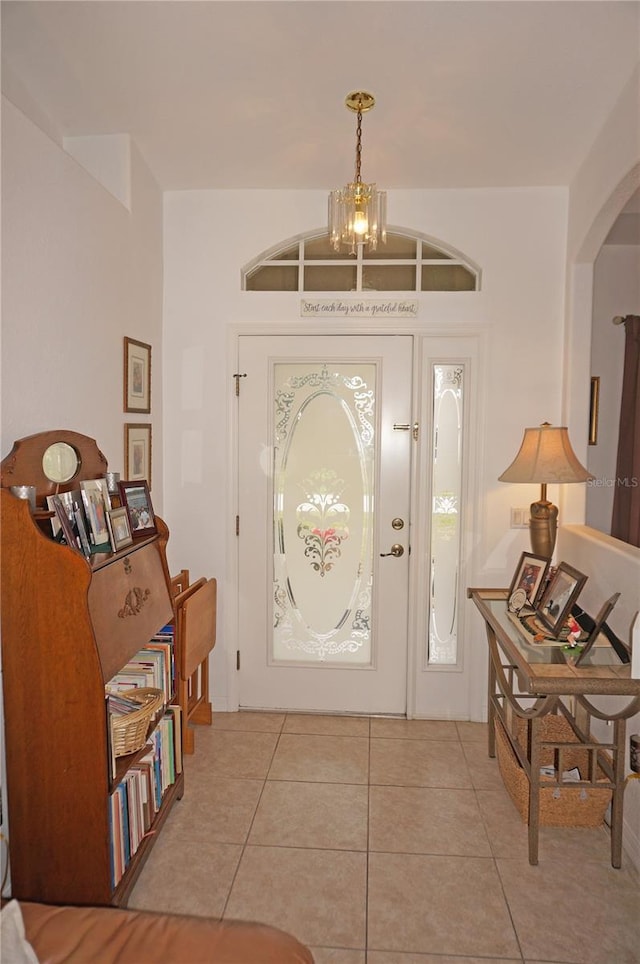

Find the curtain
[[611, 315, 640, 547]]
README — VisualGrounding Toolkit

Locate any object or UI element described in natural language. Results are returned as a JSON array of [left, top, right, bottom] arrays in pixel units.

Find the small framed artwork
[[124, 337, 151, 414], [125, 423, 152, 489], [80, 478, 112, 549], [106, 506, 134, 551], [119, 480, 157, 537], [588, 376, 600, 445], [537, 561, 588, 637], [508, 551, 551, 607]]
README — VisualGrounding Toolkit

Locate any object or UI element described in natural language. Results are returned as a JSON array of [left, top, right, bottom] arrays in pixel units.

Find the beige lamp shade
[[498, 423, 593, 485], [499, 423, 593, 557]]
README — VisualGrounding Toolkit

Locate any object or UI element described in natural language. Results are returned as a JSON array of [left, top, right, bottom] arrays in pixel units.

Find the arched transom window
[[243, 230, 480, 292]]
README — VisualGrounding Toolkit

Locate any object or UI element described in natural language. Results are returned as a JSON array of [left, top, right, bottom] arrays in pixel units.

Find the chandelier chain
[[355, 109, 363, 183]]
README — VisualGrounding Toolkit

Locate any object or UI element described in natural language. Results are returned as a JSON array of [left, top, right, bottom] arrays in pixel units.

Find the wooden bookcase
[[0, 432, 184, 906]]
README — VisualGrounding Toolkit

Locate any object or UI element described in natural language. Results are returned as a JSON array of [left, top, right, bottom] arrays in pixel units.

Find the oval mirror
[[42, 442, 80, 483]]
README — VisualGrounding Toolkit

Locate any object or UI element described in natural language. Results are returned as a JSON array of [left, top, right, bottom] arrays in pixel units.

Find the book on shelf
[[107, 692, 148, 716], [145, 638, 174, 698], [106, 623, 181, 884], [108, 728, 180, 886], [106, 637, 174, 702]]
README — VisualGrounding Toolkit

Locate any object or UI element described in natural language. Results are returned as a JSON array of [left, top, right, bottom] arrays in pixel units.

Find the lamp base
[[529, 499, 558, 558]]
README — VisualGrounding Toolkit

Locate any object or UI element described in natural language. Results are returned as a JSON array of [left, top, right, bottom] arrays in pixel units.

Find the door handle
[[380, 543, 405, 558]]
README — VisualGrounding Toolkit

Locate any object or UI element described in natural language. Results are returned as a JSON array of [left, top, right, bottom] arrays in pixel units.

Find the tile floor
[[128, 712, 640, 963]]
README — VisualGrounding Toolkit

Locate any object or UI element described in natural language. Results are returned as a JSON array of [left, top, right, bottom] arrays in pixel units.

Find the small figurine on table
[[563, 614, 584, 655]]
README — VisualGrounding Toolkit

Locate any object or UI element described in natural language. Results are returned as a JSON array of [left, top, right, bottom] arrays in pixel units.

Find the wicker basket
[[494, 714, 611, 827], [110, 687, 164, 758]]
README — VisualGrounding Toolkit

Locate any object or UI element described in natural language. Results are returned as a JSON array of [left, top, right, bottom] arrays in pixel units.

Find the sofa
[[2, 900, 314, 963]]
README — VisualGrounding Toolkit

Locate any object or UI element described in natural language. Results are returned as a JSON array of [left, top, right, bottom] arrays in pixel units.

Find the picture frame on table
[[119, 480, 157, 538], [106, 506, 134, 551], [124, 337, 151, 414], [80, 478, 112, 549], [536, 561, 588, 637], [508, 551, 551, 607], [125, 423, 152, 489]]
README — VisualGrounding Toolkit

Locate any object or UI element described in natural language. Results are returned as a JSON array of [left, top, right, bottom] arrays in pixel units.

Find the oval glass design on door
[[273, 363, 376, 663]]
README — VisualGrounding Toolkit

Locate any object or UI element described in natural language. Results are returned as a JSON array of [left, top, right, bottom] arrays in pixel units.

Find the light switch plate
[[510, 508, 529, 528]]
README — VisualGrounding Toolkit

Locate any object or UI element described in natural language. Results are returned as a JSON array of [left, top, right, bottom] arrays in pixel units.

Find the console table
[[468, 588, 640, 868]]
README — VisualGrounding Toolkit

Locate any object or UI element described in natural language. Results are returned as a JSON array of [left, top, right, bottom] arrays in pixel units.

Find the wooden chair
[[170, 570, 217, 754]]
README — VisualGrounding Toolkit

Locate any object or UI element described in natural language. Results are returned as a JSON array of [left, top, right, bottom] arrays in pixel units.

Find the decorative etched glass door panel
[[428, 364, 464, 665], [237, 335, 412, 714], [273, 364, 375, 664]]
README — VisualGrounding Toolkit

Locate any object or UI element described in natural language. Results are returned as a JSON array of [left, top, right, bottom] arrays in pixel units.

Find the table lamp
[[498, 422, 594, 557]]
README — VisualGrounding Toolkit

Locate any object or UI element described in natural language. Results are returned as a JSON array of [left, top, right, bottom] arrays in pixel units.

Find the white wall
[[586, 245, 640, 533], [161, 187, 568, 709], [1, 98, 164, 499], [566, 65, 640, 267]]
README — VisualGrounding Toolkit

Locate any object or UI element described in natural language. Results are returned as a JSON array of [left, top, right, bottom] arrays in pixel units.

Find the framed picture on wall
[[125, 423, 152, 489], [124, 337, 151, 413]]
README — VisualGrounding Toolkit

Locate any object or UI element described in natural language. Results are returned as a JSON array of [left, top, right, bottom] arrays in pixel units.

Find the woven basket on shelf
[[110, 687, 164, 758], [494, 714, 611, 828]]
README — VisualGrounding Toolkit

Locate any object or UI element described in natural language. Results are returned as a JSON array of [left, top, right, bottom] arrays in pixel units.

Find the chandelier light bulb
[[353, 209, 368, 235]]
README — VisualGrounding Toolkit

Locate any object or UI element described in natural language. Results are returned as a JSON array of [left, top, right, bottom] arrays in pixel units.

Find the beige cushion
[[20, 902, 314, 964]]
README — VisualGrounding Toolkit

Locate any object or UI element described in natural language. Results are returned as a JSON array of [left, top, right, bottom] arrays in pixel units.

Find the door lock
[[391, 518, 405, 530], [380, 543, 405, 558]]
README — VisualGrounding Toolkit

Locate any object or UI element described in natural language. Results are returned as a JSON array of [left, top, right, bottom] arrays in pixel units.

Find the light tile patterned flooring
[[129, 712, 640, 963]]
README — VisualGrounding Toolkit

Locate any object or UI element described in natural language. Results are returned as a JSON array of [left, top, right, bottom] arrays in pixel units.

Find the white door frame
[[225, 321, 486, 720]]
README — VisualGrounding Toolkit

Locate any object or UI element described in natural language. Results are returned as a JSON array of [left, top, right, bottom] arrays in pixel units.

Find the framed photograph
[[119, 480, 156, 537], [49, 490, 92, 556], [125, 423, 152, 489], [588, 375, 600, 446], [536, 561, 588, 636], [106, 506, 134, 550], [50, 495, 81, 554], [80, 478, 112, 549], [48, 490, 80, 539], [508, 552, 551, 607], [574, 592, 620, 665], [124, 337, 151, 414]]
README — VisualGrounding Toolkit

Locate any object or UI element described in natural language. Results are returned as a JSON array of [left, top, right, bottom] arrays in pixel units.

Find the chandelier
[[328, 91, 387, 254]]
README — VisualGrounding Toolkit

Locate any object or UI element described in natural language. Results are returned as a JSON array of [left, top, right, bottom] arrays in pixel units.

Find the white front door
[[237, 335, 413, 714]]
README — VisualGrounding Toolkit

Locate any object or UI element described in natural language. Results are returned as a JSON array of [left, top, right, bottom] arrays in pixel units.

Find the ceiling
[[1, 1, 639, 193]]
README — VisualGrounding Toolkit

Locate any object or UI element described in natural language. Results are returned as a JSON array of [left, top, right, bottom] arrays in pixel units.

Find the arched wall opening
[[562, 161, 640, 533]]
